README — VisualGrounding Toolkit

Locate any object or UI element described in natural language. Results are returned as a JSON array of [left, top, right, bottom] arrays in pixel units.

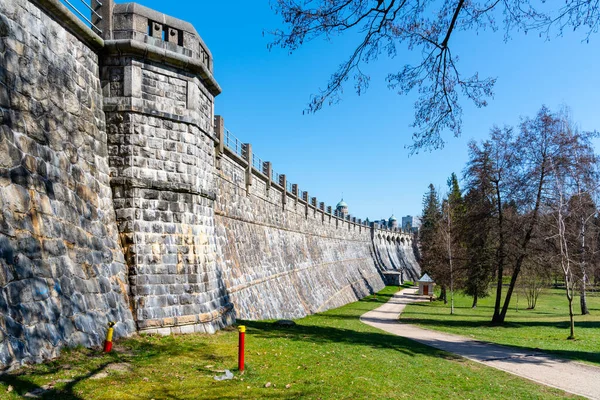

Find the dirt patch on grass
[[90, 363, 133, 380]]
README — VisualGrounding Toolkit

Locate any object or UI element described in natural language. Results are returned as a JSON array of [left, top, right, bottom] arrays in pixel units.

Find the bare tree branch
[[268, 0, 600, 152]]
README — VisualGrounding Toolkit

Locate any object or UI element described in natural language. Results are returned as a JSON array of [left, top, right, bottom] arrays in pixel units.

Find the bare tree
[[492, 106, 569, 324], [432, 174, 465, 314], [464, 106, 593, 324], [547, 170, 578, 339], [467, 126, 516, 323], [519, 254, 551, 310], [568, 193, 599, 315], [541, 110, 597, 337], [269, 1, 600, 152], [548, 110, 599, 315]]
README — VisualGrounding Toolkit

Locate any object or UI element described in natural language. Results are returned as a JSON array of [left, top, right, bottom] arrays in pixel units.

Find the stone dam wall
[[0, 0, 135, 368], [0, 0, 420, 370]]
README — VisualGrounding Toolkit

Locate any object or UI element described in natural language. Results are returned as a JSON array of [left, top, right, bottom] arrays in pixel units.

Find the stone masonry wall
[[103, 47, 233, 334], [373, 234, 421, 281], [0, 0, 135, 370], [214, 152, 388, 320]]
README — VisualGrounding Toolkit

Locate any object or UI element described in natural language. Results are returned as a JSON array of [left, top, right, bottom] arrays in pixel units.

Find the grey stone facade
[[0, 0, 134, 369], [213, 145, 420, 320], [0, 0, 420, 370], [101, 3, 233, 335]]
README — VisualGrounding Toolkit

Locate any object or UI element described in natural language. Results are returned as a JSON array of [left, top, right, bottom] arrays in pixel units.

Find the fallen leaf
[[7, 385, 13, 392], [265, 382, 272, 388], [286, 384, 291, 389], [142, 377, 149, 382]]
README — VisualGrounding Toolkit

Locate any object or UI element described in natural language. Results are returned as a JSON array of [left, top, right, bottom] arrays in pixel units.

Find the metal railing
[[224, 128, 244, 158], [61, 0, 103, 34], [271, 170, 281, 186], [286, 181, 293, 193], [252, 154, 264, 173]]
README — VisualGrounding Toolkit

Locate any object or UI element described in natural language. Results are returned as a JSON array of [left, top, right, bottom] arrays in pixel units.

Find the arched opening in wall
[[386, 236, 391, 243]]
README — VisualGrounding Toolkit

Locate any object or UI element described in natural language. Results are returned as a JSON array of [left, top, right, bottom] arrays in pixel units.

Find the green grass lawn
[[401, 286, 600, 366], [0, 285, 580, 399]]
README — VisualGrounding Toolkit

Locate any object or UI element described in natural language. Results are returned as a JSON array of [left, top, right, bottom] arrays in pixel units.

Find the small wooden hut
[[417, 273, 435, 296]]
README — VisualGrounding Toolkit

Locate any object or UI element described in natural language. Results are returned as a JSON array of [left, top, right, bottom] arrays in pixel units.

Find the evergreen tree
[[462, 141, 496, 308], [419, 184, 443, 298], [441, 173, 466, 314], [461, 188, 495, 307]]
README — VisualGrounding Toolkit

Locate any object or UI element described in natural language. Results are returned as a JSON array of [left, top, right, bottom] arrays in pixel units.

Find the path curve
[[360, 287, 600, 400]]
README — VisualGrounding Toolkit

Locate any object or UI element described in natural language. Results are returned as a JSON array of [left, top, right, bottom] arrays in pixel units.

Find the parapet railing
[[224, 128, 244, 158], [60, 0, 103, 34], [214, 116, 411, 236], [252, 154, 264, 172], [271, 170, 281, 186]]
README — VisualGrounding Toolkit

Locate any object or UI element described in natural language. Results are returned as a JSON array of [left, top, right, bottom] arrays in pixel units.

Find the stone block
[[175, 314, 197, 325], [156, 327, 171, 336], [178, 324, 195, 334]]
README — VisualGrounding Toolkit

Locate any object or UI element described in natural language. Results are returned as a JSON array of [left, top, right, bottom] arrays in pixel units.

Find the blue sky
[[132, 1, 600, 221]]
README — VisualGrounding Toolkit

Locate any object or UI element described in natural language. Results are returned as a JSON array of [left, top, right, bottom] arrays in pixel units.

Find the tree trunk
[[440, 286, 447, 303], [579, 215, 590, 315], [472, 293, 478, 308], [580, 279, 589, 315], [492, 182, 505, 324], [568, 290, 575, 340], [496, 163, 545, 324], [498, 255, 524, 323], [448, 234, 454, 315]]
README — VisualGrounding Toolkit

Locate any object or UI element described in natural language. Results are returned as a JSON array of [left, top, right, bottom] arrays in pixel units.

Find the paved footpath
[[360, 287, 600, 399]]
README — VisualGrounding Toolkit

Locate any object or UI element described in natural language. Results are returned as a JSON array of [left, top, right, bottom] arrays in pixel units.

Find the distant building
[[402, 215, 421, 233], [336, 198, 349, 218], [388, 214, 398, 229]]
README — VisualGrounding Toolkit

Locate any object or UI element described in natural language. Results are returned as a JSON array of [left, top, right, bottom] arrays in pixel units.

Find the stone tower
[[388, 214, 398, 229], [336, 198, 348, 218], [100, 1, 233, 334]]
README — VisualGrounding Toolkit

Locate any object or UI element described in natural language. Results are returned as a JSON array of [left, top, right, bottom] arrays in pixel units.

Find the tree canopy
[[269, 0, 600, 152]]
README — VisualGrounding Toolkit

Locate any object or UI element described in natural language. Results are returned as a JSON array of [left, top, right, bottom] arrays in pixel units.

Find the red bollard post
[[103, 321, 115, 353], [238, 325, 246, 372]]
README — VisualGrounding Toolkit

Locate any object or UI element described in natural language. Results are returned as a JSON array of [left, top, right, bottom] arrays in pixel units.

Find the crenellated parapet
[[213, 116, 407, 236]]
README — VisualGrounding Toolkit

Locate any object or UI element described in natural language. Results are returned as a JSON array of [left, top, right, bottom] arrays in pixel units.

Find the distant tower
[[388, 214, 398, 229], [336, 198, 348, 218]]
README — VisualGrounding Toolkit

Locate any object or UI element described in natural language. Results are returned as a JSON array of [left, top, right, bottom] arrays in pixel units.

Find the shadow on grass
[[0, 338, 220, 399], [404, 336, 600, 367], [401, 316, 600, 330], [0, 359, 112, 400], [400, 316, 600, 365], [140, 386, 309, 400], [239, 319, 463, 363]]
